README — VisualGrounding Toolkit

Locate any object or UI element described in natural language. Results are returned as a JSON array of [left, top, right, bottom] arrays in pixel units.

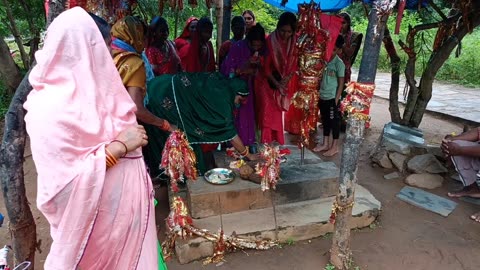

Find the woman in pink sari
[[255, 12, 298, 144], [24, 8, 158, 269]]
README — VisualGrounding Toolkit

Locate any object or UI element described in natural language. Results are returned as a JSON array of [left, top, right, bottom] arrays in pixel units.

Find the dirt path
[[1, 97, 479, 270]]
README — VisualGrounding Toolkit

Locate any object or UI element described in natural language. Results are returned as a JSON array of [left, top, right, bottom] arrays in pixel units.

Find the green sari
[[143, 72, 248, 174]]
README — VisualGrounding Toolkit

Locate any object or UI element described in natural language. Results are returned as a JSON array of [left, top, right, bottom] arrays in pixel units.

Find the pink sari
[[24, 7, 157, 270]]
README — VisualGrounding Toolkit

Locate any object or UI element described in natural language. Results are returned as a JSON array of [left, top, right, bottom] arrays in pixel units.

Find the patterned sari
[[256, 31, 298, 143], [145, 40, 181, 75]]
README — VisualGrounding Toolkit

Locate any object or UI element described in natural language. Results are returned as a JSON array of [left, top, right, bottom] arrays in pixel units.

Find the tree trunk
[[357, 5, 390, 83], [0, 1, 66, 268], [215, 0, 224, 59], [330, 1, 395, 269], [408, 18, 480, 127], [18, 0, 41, 64], [0, 38, 22, 96], [383, 26, 401, 124], [0, 74, 36, 267], [1, 0, 30, 69], [402, 14, 480, 127], [221, 0, 232, 42]]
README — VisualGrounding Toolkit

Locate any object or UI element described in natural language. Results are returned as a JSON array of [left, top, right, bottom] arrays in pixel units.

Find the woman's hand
[[115, 125, 148, 152]]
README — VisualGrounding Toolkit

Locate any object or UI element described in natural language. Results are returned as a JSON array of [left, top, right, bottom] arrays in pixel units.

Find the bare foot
[[470, 211, 480, 223], [313, 144, 328, 152], [323, 148, 338, 157], [245, 153, 260, 161], [447, 185, 480, 198]]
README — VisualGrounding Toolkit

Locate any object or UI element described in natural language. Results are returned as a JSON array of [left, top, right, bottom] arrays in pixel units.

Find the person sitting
[[183, 17, 216, 72], [145, 16, 181, 76], [143, 72, 258, 175], [442, 127, 480, 222], [218, 16, 246, 67], [111, 16, 174, 133]]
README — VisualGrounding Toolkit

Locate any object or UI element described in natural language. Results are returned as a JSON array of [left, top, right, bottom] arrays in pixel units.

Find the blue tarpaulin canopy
[[262, 0, 353, 13], [262, 0, 427, 13]]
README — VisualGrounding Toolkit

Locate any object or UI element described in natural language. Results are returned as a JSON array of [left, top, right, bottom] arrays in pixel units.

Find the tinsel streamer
[[255, 145, 290, 191], [294, 2, 329, 147], [162, 197, 278, 263], [160, 130, 198, 192], [339, 82, 375, 126]]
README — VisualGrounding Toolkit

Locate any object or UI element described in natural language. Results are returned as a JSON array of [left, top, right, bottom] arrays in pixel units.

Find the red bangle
[[111, 140, 128, 157]]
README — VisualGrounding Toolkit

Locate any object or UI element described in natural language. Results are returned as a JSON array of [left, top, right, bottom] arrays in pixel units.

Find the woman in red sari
[[183, 17, 216, 72], [145, 16, 181, 75], [175, 17, 198, 69], [255, 12, 298, 145]]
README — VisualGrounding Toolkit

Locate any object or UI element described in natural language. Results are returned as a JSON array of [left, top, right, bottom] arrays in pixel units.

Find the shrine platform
[[172, 146, 381, 264]]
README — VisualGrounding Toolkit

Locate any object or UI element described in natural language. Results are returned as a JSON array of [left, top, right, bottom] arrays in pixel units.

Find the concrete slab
[[383, 122, 425, 146], [396, 186, 457, 217], [174, 185, 381, 264], [188, 148, 339, 218]]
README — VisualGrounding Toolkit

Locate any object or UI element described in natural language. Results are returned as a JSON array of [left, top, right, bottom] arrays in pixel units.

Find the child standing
[[313, 35, 345, 156]]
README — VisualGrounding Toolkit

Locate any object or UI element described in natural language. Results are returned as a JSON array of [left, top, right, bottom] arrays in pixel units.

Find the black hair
[[335, 34, 345, 49], [88, 12, 110, 40], [197, 17, 213, 32], [231, 16, 245, 27], [277, 12, 297, 32], [242, 10, 255, 21], [246, 23, 265, 43], [339, 12, 351, 26]]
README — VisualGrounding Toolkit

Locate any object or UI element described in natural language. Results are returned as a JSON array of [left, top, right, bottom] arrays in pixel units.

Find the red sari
[[145, 40, 181, 75], [183, 30, 216, 73], [255, 31, 298, 144], [175, 17, 198, 70]]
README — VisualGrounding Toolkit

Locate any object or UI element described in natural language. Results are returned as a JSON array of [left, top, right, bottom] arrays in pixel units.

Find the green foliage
[[136, 0, 282, 40], [344, 2, 480, 87], [324, 264, 336, 270], [0, 0, 45, 38], [232, 0, 283, 33], [0, 80, 11, 119]]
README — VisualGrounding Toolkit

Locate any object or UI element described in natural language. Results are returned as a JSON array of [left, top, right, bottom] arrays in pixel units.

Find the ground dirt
[[1, 97, 479, 270]]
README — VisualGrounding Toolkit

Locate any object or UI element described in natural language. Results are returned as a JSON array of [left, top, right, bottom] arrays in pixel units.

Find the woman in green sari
[[143, 72, 257, 175]]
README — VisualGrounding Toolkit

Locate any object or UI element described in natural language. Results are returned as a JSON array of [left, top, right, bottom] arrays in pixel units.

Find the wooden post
[[329, 1, 394, 269], [221, 0, 232, 42]]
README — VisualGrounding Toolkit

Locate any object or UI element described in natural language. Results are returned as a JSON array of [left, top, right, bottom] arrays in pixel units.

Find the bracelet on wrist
[[111, 140, 128, 157], [105, 148, 118, 168]]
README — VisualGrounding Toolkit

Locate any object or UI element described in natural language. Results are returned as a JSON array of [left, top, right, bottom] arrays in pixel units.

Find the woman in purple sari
[[221, 24, 266, 151]]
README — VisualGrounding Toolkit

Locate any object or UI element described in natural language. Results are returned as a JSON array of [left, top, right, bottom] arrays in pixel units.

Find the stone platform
[[170, 146, 382, 264], [175, 185, 381, 264], [187, 145, 339, 218]]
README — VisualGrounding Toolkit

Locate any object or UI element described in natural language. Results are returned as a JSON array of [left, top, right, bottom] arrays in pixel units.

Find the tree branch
[[428, 0, 448, 21]]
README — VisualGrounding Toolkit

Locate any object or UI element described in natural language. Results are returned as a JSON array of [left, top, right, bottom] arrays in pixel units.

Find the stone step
[[174, 184, 381, 264], [187, 146, 340, 218]]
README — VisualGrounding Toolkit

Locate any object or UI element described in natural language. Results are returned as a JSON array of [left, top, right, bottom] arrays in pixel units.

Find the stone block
[[388, 152, 408, 172], [371, 148, 393, 169], [405, 173, 444, 189], [407, 154, 448, 174], [175, 185, 381, 264], [175, 237, 214, 265], [384, 172, 400, 180], [383, 122, 424, 146], [188, 148, 339, 218], [426, 144, 445, 160], [382, 136, 412, 155]]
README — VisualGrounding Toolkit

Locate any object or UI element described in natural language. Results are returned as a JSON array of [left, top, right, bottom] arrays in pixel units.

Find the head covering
[[178, 17, 198, 39], [111, 16, 145, 53], [24, 7, 140, 269], [111, 16, 148, 90]]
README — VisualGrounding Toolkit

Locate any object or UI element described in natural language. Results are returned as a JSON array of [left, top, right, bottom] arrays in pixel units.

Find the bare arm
[[230, 135, 258, 161], [127, 86, 171, 131], [335, 76, 345, 104]]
